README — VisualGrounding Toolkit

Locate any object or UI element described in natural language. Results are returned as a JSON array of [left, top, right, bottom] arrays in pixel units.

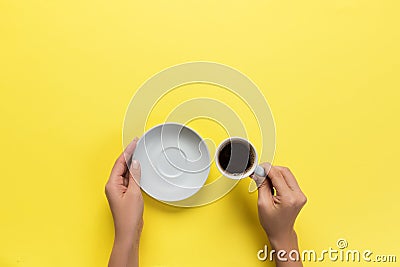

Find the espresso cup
[[215, 137, 266, 187]]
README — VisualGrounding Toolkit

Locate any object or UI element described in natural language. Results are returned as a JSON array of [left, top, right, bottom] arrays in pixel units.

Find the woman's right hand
[[253, 163, 307, 266]]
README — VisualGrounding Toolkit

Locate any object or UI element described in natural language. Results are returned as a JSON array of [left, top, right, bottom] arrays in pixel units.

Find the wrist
[[114, 219, 143, 245], [269, 229, 298, 250], [114, 234, 133, 248], [114, 230, 140, 247]]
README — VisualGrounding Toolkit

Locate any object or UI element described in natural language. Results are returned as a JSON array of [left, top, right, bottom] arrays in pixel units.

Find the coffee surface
[[218, 140, 255, 175]]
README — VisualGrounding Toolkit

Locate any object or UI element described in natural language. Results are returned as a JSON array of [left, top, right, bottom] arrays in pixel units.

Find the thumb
[[128, 160, 141, 191]]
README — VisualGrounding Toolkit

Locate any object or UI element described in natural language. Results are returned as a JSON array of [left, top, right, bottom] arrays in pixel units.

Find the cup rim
[[215, 137, 258, 180]]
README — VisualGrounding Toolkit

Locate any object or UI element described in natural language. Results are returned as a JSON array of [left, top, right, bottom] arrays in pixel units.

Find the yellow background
[[1, 1, 399, 266]]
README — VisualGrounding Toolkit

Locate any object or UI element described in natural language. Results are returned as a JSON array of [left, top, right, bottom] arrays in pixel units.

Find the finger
[[256, 173, 273, 207], [123, 137, 139, 163], [107, 174, 125, 188], [123, 176, 129, 187], [114, 176, 124, 185], [118, 137, 139, 165], [111, 162, 126, 178], [111, 137, 139, 176], [275, 166, 301, 191], [128, 160, 141, 190], [264, 164, 291, 195]]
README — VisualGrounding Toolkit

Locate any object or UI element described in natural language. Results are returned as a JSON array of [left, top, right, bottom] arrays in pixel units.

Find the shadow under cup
[[216, 138, 257, 179]]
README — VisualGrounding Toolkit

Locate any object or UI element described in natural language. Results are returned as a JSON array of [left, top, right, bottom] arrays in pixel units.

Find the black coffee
[[218, 140, 255, 175]]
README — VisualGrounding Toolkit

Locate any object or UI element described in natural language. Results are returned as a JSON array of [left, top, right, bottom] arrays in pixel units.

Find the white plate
[[133, 123, 210, 202]]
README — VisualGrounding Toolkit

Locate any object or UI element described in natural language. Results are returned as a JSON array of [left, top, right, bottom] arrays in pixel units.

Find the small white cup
[[215, 137, 266, 187]]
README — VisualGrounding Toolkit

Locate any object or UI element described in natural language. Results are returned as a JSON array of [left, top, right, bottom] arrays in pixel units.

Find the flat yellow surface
[[1, 1, 400, 266]]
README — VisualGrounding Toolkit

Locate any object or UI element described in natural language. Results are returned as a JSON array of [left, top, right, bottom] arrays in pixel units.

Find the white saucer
[[133, 123, 210, 202]]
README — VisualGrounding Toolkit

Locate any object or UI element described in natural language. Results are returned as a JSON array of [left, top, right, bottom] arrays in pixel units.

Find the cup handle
[[248, 165, 275, 194], [250, 165, 266, 188], [254, 165, 266, 177]]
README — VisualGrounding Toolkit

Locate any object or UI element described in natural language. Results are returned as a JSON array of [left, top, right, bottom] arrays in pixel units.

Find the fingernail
[[131, 160, 139, 169], [133, 137, 139, 141]]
